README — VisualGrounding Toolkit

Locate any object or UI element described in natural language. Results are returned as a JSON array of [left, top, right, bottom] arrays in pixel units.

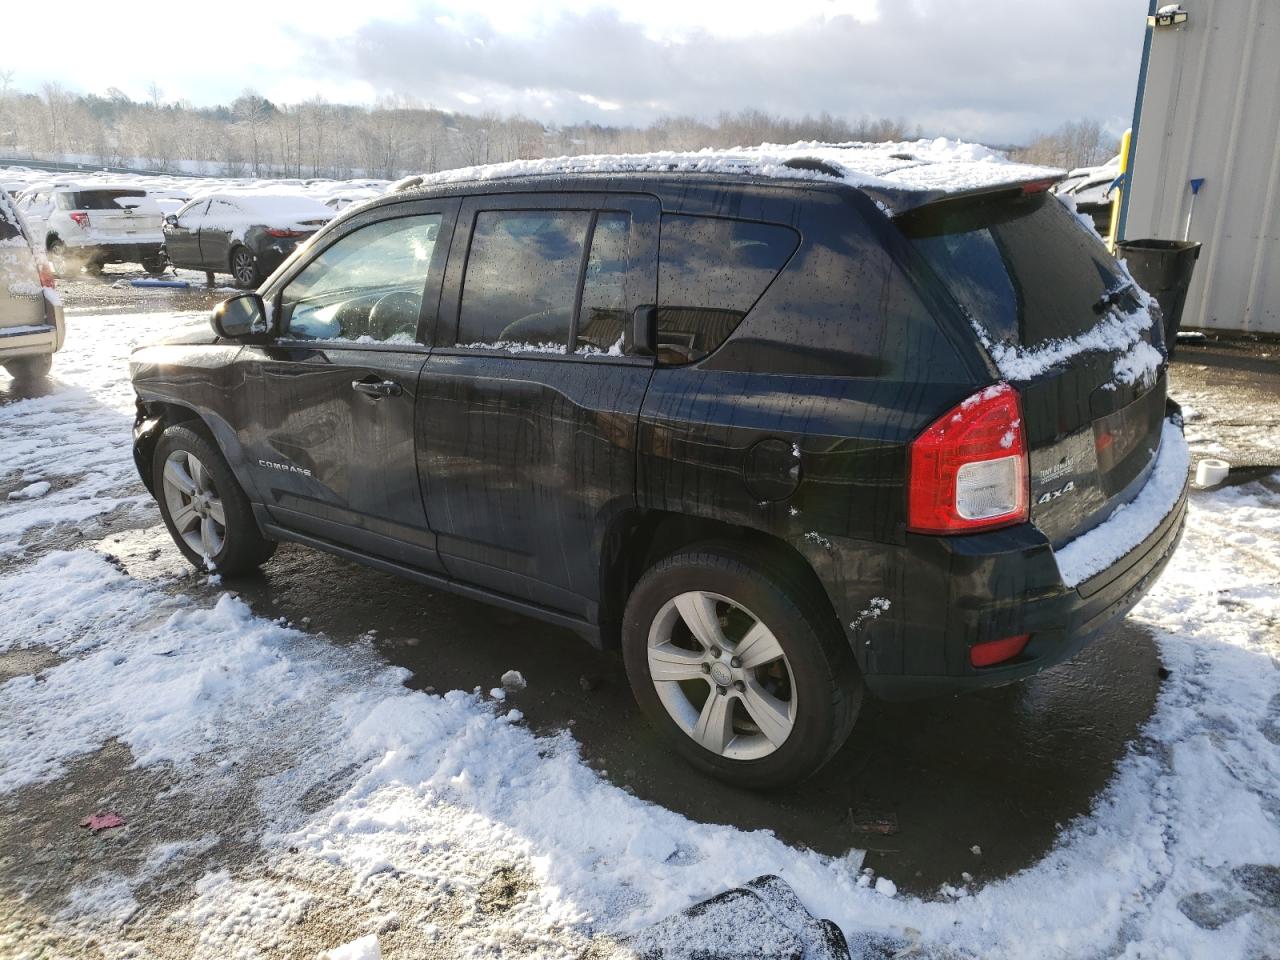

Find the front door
[[164, 199, 208, 268], [418, 193, 659, 620], [237, 199, 458, 571], [198, 198, 239, 273]]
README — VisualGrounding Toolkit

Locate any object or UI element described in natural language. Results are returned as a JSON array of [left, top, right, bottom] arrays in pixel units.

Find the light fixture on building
[[1149, 4, 1189, 27]]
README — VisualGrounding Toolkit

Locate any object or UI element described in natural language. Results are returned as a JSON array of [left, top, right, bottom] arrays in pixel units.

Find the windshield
[[899, 192, 1141, 349]]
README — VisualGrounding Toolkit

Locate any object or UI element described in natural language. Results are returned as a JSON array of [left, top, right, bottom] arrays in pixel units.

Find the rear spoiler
[[867, 172, 1067, 219]]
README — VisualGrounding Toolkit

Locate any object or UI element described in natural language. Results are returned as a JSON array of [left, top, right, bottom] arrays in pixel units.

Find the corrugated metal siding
[[1124, 0, 1280, 334]]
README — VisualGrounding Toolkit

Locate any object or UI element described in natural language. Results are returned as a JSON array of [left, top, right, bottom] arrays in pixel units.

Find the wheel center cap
[[710, 662, 733, 686]]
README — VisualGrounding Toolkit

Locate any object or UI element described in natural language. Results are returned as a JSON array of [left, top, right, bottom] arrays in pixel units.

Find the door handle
[[352, 379, 403, 399]]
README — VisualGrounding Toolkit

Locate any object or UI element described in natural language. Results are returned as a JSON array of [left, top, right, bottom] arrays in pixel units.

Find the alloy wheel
[[161, 449, 226, 560], [646, 591, 797, 760], [232, 250, 256, 286]]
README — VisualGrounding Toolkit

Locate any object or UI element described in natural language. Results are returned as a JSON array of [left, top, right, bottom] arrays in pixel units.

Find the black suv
[[130, 153, 1189, 788]]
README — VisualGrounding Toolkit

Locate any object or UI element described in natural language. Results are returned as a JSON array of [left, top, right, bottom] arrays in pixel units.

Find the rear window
[[900, 192, 1138, 348], [656, 214, 798, 364], [58, 189, 147, 211]]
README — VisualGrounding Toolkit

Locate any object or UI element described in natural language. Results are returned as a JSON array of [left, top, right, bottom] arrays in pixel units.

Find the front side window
[[457, 210, 591, 351], [281, 214, 443, 343], [176, 199, 209, 224], [656, 214, 798, 364]]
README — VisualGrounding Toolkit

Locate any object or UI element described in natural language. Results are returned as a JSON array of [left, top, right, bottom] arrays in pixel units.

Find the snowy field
[[1, 312, 1278, 958]]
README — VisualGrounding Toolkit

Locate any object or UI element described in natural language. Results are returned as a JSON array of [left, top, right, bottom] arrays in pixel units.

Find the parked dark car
[[162, 193, 332, 288], [130, 154, 1189, 787]]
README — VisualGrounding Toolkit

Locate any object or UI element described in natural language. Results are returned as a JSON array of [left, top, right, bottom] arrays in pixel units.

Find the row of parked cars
[[4, 178, 382, 286]]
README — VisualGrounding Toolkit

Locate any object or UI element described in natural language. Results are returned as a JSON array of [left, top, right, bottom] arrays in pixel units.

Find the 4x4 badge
[[1036, 480, 1075, 504]]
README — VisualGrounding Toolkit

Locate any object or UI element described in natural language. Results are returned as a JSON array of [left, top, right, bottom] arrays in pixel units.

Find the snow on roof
[[198, 191, 334, 218], [393, 138, 1065, 212]]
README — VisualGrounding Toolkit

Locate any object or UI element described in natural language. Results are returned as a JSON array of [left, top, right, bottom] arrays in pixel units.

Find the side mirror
[[211, 293, 268, 340], [164, 214, 179, 227]]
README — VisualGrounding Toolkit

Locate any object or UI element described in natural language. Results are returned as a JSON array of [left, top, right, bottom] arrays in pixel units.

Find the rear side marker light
[[69, 211, 90, 227], [907, 383, 1029, 534], [970, 634, 1030, 668], [38, 262, 56, 289]]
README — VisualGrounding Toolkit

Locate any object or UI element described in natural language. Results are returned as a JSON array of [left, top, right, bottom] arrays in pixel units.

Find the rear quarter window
[[656, 214, 798, 364]]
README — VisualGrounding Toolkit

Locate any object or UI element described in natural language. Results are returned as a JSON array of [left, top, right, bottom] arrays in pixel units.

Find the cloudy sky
[[4, 0, 1151, 143]]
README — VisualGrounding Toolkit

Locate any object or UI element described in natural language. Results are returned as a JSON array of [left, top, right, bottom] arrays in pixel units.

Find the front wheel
[[153, 423, 276, 575], [141, 255, 168, 276], [230, 246, 260, 289], [621, 543, 863, 789]]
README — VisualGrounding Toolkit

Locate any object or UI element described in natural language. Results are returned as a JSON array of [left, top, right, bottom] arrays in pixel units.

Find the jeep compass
[[130, 146, 1189, 788]]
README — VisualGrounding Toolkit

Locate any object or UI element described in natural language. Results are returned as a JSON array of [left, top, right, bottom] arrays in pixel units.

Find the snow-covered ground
[[1, 313, 1278, 958]]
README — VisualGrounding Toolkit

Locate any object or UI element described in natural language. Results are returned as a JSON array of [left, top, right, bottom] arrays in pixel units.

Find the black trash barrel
[[1116, 239, 1202, 358]]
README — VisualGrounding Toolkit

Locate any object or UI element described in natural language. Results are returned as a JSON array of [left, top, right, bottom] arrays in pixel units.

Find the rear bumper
[[254, 238, 303, 275], [826, 415, 1190, 701], [867, 479, 1187, 699], [0, 296, 65, 360]]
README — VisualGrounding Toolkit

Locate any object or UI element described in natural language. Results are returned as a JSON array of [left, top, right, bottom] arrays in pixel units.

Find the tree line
[[0, 75, 1117, 180]]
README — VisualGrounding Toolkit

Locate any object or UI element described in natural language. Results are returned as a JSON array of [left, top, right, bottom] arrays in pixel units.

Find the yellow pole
[[1107, 128, 1132, 253]]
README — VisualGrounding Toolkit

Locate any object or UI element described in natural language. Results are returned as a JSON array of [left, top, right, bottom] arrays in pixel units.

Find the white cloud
[[2, 0, 1148, 143]]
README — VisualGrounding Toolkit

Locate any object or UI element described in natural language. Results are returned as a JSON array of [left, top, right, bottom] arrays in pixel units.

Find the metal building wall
[[1123, 0, 1280, 334]]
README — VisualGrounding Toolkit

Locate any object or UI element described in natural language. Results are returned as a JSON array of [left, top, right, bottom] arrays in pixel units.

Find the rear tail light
[[970, 634, 1030, 668], [38, 262, 56, 289], [69, 211, 90, 228], [266, 228, 304, 238], [907, 383, 1028, 534]]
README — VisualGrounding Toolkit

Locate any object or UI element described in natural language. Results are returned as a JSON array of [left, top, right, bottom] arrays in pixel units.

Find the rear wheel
[[230, 246, 259, 289], [4, 354, 52, 381], [153, 423, 275, 575], [621, 543, 863, 789]]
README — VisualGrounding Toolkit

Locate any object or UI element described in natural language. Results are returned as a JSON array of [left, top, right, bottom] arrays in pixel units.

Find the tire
[[152, 423, 276, 575], [621, 542, 863, 789], [4, 354, 53, 381], [141, 256, 168, 276], [230, 246, 260, 289]]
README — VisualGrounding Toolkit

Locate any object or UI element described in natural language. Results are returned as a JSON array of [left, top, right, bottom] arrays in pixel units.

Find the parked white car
[[0, 192, 64, 380], [16, 184, 166, 276]]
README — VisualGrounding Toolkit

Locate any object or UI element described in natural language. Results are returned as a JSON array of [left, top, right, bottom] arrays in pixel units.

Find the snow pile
[[397, 138, 1061, 211], [1055, 419, 1189, 587]]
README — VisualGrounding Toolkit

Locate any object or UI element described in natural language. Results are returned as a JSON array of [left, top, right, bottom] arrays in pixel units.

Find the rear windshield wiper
[[1093, 279, 1137, 315]]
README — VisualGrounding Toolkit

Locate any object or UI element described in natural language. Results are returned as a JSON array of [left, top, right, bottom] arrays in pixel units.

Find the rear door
[[899, 189, 1168, 547], [418, 192, 659, 619], [237, 199, 457, 570], [164, 199, 208, 268]]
